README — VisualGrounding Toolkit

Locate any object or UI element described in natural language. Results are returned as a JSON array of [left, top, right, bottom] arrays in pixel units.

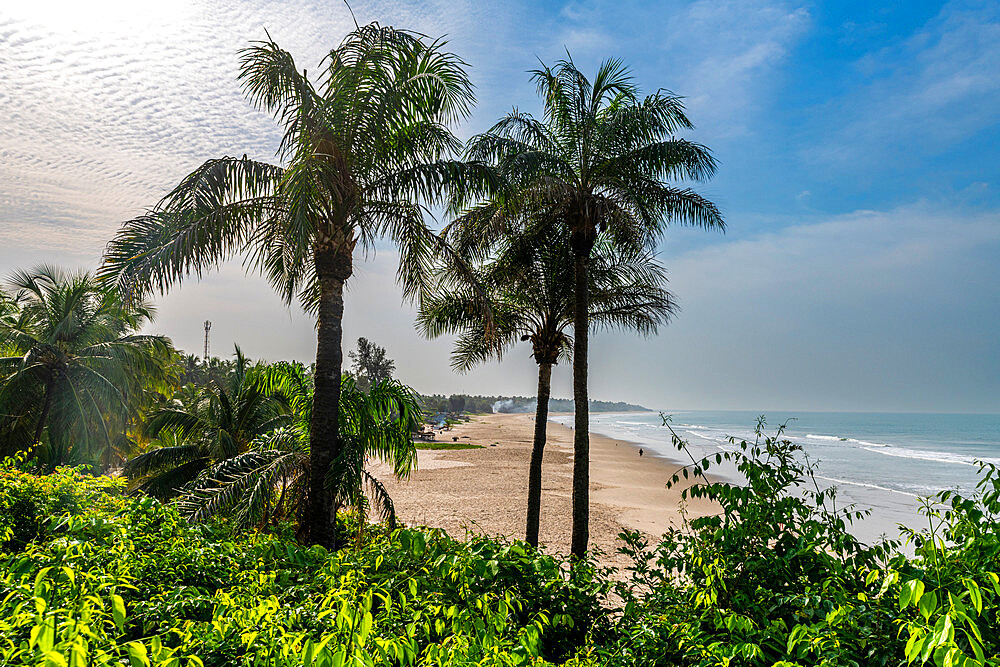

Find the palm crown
[[176, 363, 420, 533], [419, 234, 676, 371], [418, 230, 675, 546], [124, 347, 290, 497], [451, 56, 722, 256], [102, 24, 479, 307], [0, 266, 173, 469]]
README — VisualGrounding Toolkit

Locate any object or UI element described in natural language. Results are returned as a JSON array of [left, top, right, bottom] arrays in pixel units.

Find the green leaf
[[357, 611, 373, 645], [964, 579, 982, 615], [904, 632, 920, 662], [965, 630, 985, 663], [900, 580, 925, 610], [919, 590, 938, 621], [111, 594, 126, 631], [43, 651, 67, 667], [986, 572, 999, 596], [34, 618, 55, 653], [127, 642, 150, 667]]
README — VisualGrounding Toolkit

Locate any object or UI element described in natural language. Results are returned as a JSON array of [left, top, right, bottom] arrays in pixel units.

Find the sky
[[0, 0, 997, 413]]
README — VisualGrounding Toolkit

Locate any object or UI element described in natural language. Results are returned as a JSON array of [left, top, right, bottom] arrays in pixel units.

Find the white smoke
[[492, 399, 537, 413]]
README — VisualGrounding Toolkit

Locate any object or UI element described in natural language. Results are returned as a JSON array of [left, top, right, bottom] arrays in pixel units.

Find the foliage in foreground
[[603, 417, 1000, 667], [3, 415, 1000, 666], [0, 461, 607, 667]]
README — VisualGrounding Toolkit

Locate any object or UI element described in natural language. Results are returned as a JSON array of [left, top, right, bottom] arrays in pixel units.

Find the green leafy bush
[[0, 460, 606, 666], [887, 463, 1000, 667], [601, 416, 1000, 667], [4, 417, 1000, 667], [0, 456, 125, 551]]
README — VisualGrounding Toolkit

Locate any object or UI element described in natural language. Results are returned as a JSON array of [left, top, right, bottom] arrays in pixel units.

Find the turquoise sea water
[[550, 410, 1000, 540]]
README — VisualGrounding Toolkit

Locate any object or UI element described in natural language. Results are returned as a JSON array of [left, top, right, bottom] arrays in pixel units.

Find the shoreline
[[371, 412, 718, 568], [575, 411, 928, 545]]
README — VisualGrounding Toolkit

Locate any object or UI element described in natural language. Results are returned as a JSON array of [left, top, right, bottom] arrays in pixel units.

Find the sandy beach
[[372, 412, 718, 569]]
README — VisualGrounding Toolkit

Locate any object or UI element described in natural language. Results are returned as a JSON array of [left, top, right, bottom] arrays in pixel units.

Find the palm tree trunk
[[570, 250, 590, 559], [33, 377, 55, 445], [525, 361, 553, 547], [305, 243, 353, 548]]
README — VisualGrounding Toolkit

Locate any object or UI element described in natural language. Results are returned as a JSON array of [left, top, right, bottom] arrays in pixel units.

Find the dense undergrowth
[[3, 419, 1000, 666]]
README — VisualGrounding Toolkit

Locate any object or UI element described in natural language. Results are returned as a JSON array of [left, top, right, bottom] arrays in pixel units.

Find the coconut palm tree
[[176, 362, 420, 535], [0, 266, 173, 469], [449, 57, 724, 556], [100, 24, 488, 546], [418, 233, 675, 546], [124, 346, 290, 497]]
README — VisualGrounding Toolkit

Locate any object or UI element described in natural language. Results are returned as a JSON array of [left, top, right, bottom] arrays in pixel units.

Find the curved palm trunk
[[305, 243, 353, 548], [525, 361, 553, 547], [570, 250, 590, 559]]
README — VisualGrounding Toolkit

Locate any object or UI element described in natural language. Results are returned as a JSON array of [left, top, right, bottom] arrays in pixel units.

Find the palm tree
[[124, 346, 290, 497], [449, 57, 724, 557], [419, 233, 675, 546], [0, 266, 173, 469], [176, 362, 420, 535], [100, 24, 487, 546]]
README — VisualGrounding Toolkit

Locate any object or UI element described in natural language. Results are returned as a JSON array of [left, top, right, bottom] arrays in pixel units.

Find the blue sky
[[0, 0, 997, 412]]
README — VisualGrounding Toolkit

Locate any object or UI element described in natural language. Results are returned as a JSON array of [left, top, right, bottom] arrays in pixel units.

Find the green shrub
[[0, 456, 125, 551], [5, 419, 1000, 667], [0, 459, 606, 666], [601, 416, 1000, 667]]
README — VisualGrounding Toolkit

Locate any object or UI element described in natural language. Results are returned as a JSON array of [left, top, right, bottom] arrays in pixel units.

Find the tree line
[[416, 394, 649, 416]]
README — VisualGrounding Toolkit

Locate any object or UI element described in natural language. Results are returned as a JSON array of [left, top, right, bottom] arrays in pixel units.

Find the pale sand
[[370, 413, 718, 570]]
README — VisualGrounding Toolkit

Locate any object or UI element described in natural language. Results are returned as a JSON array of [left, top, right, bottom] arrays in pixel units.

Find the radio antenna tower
[[203, 320, 212, 359]]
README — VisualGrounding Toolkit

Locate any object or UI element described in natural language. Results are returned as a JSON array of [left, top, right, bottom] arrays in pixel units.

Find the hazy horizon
[[1, 0, 997, 414]]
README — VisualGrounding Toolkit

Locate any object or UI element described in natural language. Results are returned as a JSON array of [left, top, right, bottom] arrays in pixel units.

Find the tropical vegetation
[[124, 346, 290, 498], [348, 337, 397, 392], [175, 362, 421, 534], [4, 421, 1000, 666], [0, 266, 174, 471]]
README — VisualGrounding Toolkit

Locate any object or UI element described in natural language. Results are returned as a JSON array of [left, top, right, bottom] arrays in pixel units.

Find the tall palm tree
[[0, 266, 173, 469], [177, 362, 420, 534], [449, 57, 724, 557], [100, 24, 486, 546], [419, 233, 675, 546], [124, 346, 290, 497]]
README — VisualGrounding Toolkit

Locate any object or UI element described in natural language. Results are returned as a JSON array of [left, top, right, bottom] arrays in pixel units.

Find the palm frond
[[176, 448, 306, 527], [363, 469, 397, 528]]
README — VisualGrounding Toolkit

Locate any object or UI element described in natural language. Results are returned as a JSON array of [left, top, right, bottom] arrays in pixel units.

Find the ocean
[[550, 410, 1000, 543]]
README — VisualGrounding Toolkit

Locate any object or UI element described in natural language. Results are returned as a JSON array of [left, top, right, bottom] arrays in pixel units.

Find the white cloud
[[604, 202, 1000, 412], [532, 0, 811, 139], [664, 0, 810, 136], [0, 0, 513, 255]]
